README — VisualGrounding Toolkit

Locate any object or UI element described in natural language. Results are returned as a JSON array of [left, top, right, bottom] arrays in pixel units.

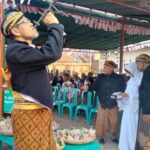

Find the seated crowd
[[50, 69, 129, 106]]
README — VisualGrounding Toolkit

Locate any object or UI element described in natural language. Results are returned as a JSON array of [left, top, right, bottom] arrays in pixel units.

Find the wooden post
[[0, 3, 3, 117]]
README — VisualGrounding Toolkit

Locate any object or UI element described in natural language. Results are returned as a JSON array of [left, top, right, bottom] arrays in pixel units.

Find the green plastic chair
[[56, 83, 61, 89], [0, 135, 14, 150], [75, 90, 92, 125], [55, 88, 68, 117], [0, 88, 15, 150], [92, 91, 96, 107], [89, 96, 99, 125], [61, 88, 80, 120], [52, 86, 58, 103]]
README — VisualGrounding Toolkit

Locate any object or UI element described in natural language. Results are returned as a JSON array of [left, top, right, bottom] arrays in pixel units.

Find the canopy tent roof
[[4, 0, 150, 50], [56, 0, 150, 22], [36, 18, 150, 50]]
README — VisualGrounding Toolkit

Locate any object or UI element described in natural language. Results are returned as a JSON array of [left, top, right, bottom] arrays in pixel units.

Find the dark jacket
[[6, 24, 64, 109], [139, 65, 150, 115], [93, 72, 125, 109]]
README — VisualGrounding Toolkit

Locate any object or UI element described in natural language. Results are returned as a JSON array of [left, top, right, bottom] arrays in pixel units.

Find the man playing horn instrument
[[1, 11, 64, 150]]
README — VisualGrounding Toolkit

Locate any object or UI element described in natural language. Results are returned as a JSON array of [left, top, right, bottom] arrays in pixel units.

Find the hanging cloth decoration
[[27, 0, 31, 5], [20, 0, 31, 5], [68, 13, 150, 35], [1, 0, 17, 9], [20, 0, 25, 4], [3, 0, 9, 9], [26, 5, 34, 13], [20, 5, 27, 13], [3, 0, 16, 9]]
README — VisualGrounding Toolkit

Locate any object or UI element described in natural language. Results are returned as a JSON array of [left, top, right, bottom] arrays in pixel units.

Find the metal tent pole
[[56, 2, 121, 20], [56, 2, 149, 26], [119, 17, 125, 74]]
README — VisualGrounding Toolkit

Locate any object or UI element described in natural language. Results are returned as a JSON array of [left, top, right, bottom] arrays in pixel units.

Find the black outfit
[[139, 65, 150, 114], [51, 76, 58, 86], [93, 72, 125, 109], [6, 24, 64, 109], [87, 76, 94, 85], [136, 65, 150, 150]]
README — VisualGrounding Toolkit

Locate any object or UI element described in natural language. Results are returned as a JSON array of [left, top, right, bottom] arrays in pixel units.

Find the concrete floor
[[2, 109, 118, 150]]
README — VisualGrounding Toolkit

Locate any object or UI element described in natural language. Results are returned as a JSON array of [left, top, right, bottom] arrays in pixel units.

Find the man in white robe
[[118, 62, 143, 150]]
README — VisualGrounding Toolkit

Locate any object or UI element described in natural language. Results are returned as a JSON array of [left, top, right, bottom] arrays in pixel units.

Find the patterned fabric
[[96, 106, 118, 138], [136, 114, 150, 150], [11, 108, 57, 150]]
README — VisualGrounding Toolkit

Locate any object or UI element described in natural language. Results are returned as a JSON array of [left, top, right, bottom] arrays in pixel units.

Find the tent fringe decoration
[[1, 0, 150, 35]]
